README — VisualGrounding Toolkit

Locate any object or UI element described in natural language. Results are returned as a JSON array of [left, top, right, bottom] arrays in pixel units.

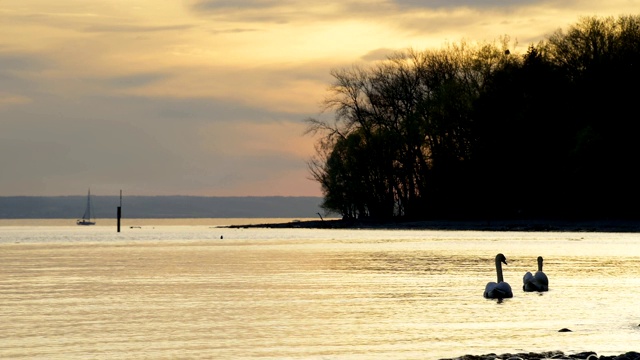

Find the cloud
[[361, 48, 401, 62], [1, 0, 635, 196], [190, 0, 363, 24], [0, 53, 46, 71], [82, 24, 194, 33], [0, 81, 321, 195], [0, 93, 31, 108], [193, 0, 290, 11], [210, 28, 260, 34], [105, 73, 170, 90], [391, 0, 541, 10], [0, 113, 185, 195]]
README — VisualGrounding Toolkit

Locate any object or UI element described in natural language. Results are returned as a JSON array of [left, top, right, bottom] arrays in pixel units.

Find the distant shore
[[225, 218, 640, 232]]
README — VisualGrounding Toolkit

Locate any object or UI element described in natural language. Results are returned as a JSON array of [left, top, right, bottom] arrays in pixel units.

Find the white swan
[[523, 256, 549, 292], [484, 253, 513, 299]]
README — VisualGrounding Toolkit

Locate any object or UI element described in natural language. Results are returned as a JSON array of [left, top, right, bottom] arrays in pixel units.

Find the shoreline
[[225, 218, 640, 232]]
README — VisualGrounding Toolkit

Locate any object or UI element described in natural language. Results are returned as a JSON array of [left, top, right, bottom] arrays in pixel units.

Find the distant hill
[[0, 196, 328, 219]]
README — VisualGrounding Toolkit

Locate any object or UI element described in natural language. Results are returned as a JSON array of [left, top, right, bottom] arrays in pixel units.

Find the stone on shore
[[440, 351, 640, 360]]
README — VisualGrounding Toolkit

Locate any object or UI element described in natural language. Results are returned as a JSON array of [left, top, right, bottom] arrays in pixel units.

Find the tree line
[[306, 15, 640, 221]]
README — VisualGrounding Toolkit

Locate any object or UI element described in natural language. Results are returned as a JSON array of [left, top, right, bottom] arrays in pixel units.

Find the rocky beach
[[441, 351, 640, 360]]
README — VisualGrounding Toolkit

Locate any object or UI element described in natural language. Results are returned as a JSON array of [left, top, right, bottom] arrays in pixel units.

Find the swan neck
[[537, 257, 543, 272], [496, 259, 504, 283]]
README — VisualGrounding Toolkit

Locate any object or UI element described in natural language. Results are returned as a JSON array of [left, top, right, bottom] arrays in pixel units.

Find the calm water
[[1, 219, 639, 359]]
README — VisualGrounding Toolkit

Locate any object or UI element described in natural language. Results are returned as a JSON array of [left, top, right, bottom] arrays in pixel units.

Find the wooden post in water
[[117, 190, 122, 233]]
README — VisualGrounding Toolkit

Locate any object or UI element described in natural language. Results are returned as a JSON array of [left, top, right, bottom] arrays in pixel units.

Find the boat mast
[[85, 188, 92, 220]]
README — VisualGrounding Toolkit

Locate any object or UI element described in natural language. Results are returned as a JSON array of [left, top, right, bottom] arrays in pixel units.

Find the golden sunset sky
[[1, 0, 637, 196]]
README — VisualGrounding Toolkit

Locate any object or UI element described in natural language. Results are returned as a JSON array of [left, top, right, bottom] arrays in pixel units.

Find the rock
[[569, 352, 597, 359], [440, 351, 638, 360], [613, 352, 640, 360]]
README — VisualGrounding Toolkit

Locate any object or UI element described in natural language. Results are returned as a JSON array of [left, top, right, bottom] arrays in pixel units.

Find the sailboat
[[77, 189, 96, 226]]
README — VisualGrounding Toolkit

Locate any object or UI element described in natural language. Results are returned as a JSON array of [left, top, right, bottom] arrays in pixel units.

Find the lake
[[1, 219, 639, 359]]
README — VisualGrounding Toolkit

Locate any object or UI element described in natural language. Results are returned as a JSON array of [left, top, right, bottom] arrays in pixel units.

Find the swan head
[[496, 253, 508, 265]]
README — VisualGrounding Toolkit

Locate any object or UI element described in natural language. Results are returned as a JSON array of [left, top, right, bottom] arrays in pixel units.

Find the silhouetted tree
[[307, 15, 640, 220], [546, 15, 640, 217]]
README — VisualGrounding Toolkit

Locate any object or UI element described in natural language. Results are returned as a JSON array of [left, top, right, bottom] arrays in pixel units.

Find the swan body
[[523, 256, 549, 292], [484, 253, 513, 299]]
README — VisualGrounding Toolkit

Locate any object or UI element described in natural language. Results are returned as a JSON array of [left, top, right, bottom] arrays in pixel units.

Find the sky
[[1, 1, 638, 197]]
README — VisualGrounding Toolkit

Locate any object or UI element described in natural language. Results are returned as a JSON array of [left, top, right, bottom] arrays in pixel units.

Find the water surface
[[1, 220, 639, 359]]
